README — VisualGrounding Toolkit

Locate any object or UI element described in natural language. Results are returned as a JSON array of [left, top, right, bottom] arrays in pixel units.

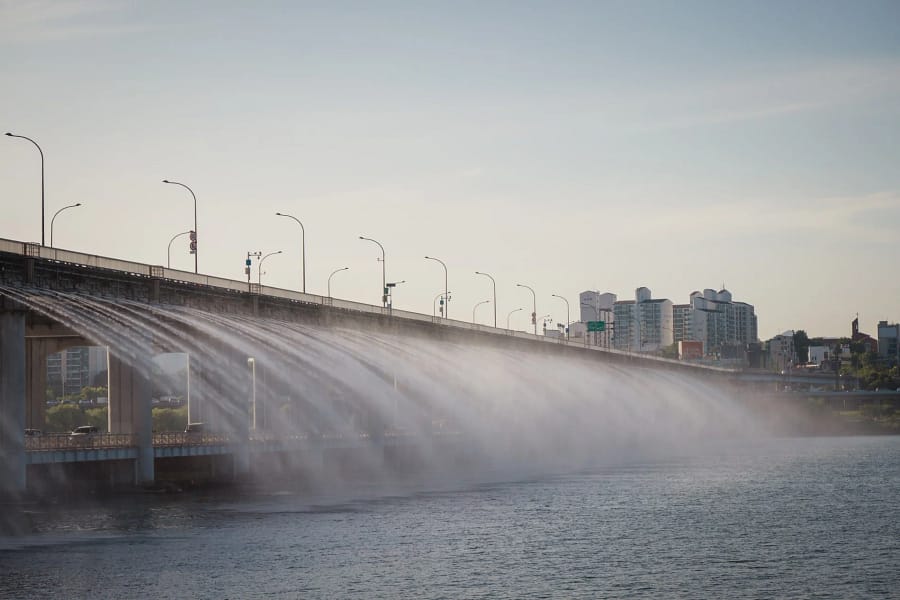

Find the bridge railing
[[25, 433, 134, 451], [152, 432, 232, 446]]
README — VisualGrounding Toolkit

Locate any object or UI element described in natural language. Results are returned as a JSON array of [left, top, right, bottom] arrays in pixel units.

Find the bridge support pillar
[[107, 353, 154, 486], [0, 310, 27, 495]]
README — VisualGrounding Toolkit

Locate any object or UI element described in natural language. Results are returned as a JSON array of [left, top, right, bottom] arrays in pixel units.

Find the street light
[[167, 230, 192, 268], [507, 307, 523, 329], [162, 180, 198, 274], [424, 256, 449, 319], [433, 290, 452, 318], [551, 294, 570, 340], [275, 212, 306, 293], [247, 357, 257, 430], [475, 271, 497, 328], [359, 236, 386, 307], [258, 250, 282, 286], [328, 267, 349, 297], [473, 299, 491, 324], [49, 202, 82, 248], [516, 283, 537, 335], [6, 132, 45, 245]]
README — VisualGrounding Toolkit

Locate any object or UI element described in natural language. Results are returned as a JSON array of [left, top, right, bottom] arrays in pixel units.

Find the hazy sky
[[2, 0, 899, 339]]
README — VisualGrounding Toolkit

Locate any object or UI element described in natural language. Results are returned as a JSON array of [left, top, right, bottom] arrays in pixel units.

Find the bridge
[[2, 237, 736, 494]]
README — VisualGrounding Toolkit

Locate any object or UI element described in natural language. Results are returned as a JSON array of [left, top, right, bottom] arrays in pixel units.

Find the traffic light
[[189, 230, 197, 254], [531, 312, 536, 325]]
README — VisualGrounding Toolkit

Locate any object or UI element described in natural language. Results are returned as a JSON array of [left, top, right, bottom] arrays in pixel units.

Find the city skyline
[[2, 1, 899, 339]]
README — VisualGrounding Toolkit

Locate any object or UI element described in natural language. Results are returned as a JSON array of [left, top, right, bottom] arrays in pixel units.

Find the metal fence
[[152, 432, 231, 446], [25, 433, 133, 451]]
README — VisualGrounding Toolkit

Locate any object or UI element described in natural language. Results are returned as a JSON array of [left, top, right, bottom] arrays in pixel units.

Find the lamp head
[[74, 203, 82, 207], [276, 212, 283, 216], [4, 132, 13, 136], [162, 179, 170, 183]]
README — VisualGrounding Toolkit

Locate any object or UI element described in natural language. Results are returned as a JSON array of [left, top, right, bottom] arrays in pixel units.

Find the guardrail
[[22, 429, 467, 453], [152, 432, 232, 446], [25, 433, 134, 451]]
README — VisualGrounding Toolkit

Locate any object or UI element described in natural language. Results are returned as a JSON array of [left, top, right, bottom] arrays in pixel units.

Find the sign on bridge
[[587, 320, 606, 332]]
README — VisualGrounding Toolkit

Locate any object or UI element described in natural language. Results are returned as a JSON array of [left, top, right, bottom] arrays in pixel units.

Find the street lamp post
[[551, 294, 570, 340], [359, 236, 386, 307], [167, 230, 192, 268], [507, 307, 523, 330], [328, 267, 349, 297], [5, 132, 45, 245], [50, 202, 82, 248], [433, 290, 452, 318], [162, 180, 198, 273], [247, 357, 256, 430], [424, 256, 449, 319], [516, 283, 537, 335], [473, 300, 491, 324], [258, 250, 282, 286], [275, 212, 306, 293], [475, 271, 497, 328]]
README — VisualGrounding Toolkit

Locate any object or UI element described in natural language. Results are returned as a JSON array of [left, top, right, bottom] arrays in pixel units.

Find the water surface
[[2, 436, 898, 599]]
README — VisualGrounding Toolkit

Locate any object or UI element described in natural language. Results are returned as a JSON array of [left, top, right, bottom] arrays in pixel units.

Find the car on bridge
[[69, 425, 99, 445]]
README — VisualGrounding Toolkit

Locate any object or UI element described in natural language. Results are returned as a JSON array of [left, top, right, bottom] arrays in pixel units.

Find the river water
[[2, 435, 898, 599]]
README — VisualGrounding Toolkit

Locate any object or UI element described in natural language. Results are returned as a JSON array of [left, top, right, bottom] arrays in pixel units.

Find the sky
[[2, 0, 899, 339]]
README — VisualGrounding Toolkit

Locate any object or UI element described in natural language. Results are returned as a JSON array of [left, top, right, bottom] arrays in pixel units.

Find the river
[[2, 435, 898, 599]]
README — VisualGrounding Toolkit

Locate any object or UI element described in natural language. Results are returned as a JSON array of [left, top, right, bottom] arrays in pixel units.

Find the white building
[[683, 289, 758, 356], [578, 290, 615, 347], [612, 287, 673, 353], [767, 331, 796, 372]]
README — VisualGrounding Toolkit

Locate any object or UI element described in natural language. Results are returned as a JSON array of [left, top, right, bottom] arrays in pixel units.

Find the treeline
[[43, 404, 188, 433]]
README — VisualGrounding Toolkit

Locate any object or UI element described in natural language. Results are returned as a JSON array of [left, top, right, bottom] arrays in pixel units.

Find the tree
[[660, 343, 679, 359], [45, 404, 84, 433], [84, 407, 108, 431], [79, 386, 108, 402], [793, 330, 810, 364], [152, 406, 188, 432]]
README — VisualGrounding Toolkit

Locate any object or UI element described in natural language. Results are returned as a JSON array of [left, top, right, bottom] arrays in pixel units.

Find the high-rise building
[[673, 304, 692, 343], [685, 289, 757, 356], [578, 290, 615, 347], [612, 287, 673, 352], [46, 346, 108, 398]]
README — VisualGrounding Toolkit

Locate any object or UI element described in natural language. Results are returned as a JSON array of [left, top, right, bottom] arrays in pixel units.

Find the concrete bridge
[[1, 237, 733, 494]]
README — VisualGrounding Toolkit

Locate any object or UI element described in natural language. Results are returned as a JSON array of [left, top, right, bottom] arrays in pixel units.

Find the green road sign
[[587, 320, 606, 332]]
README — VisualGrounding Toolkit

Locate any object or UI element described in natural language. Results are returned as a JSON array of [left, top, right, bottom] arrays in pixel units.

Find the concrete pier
[[0, 310, 27, 495], [108, 353, 154, 485]]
